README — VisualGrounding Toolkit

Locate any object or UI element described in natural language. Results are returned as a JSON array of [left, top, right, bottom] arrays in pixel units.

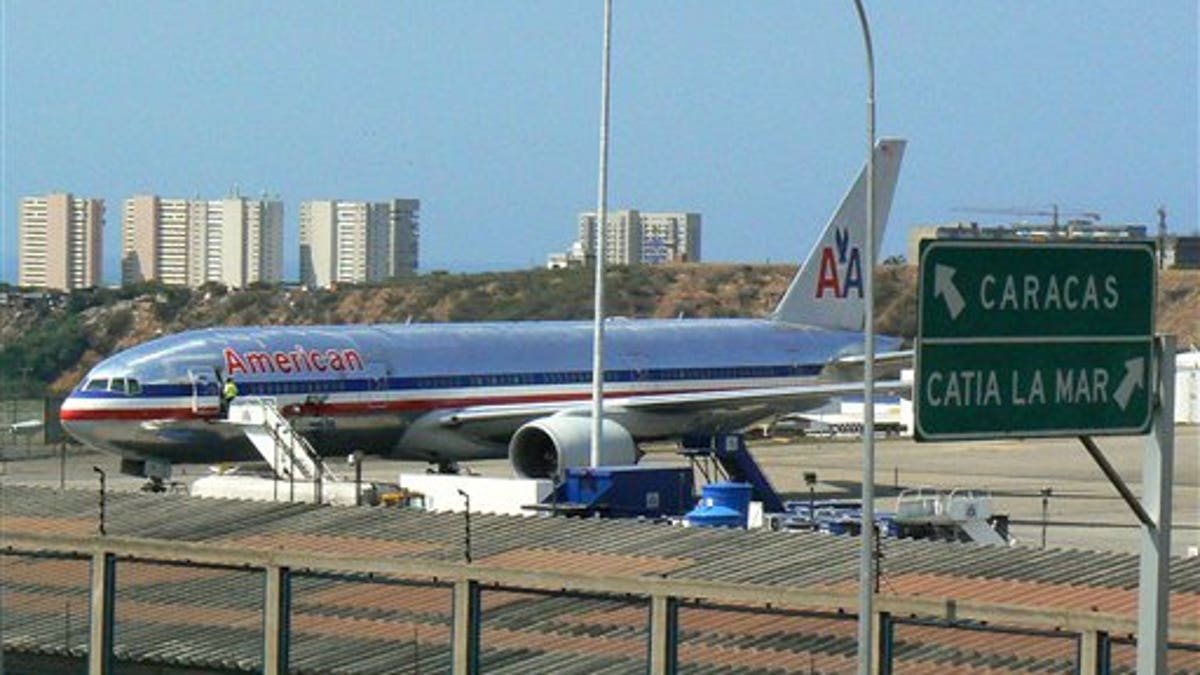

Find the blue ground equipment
[[679, 433, 784, 513], [685, 482, 753, 528], [544, 466, 695, 518]]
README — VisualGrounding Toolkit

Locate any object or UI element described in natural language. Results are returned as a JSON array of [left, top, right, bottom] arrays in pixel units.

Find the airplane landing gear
[[140, 476, 167, 493], [429, 460, 461, 475]]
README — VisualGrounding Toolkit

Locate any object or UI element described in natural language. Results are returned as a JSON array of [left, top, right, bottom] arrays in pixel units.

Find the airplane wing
[[436, 379, 910, 428], [833, 349, 913, 369]]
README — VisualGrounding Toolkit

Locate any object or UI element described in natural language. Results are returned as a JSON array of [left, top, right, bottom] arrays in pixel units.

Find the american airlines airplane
[[62, 139, 906, 486]]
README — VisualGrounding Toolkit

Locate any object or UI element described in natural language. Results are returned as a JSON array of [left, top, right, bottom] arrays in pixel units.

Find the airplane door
[[188, 368, 219, 413], [365, 363, 389, 410]]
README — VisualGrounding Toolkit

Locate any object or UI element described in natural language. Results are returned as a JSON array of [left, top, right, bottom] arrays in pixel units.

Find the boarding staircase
[[225, 397, 342, 485], [894, 487, 1008, 546], [680, 433, 785, 513]]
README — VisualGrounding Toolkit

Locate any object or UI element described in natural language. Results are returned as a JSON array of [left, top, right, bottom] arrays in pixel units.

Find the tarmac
[[1, 425, 1196, 556]]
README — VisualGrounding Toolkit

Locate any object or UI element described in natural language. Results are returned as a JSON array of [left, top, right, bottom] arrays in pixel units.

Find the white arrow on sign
[[1113, 357, 1145, 411], [933, 264, 965, 320]]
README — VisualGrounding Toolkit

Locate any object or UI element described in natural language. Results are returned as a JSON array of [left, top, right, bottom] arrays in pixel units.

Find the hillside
[[1, 265, 1195, 395]]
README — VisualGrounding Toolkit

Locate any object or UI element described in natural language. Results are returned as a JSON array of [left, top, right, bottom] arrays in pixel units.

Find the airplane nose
[[60, 395, 94, 445]]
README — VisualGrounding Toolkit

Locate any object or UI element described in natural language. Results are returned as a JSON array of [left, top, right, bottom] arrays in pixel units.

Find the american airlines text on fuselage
[[223, 346, 366, 376]]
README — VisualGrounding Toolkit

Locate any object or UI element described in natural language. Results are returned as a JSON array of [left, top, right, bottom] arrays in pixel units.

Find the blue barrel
[[702, 482, 752, 514], [685, 482, 753, 528]]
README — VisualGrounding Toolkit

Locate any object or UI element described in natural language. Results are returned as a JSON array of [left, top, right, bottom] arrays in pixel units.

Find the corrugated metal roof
[[2, 485, 1197, 674]]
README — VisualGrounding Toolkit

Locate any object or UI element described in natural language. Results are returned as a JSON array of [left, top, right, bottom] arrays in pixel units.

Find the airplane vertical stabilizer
[[771, 138, 906, 329]]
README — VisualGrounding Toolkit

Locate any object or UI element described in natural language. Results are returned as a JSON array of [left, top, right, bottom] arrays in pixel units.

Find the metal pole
[[1040, 487, 1051, 550], [458, 489, 472, 564], [93, 466, 106, 536], [590, 0, 613, 469], [851, 1, 876, 672], [1137, 334, 1174, 674], [355, 457, 363, 507], [809, 486, 816, 529], [1078, 436, 1154, 528]]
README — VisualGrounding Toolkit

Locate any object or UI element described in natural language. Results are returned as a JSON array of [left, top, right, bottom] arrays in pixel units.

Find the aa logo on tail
[[815, 228, 863, 299]]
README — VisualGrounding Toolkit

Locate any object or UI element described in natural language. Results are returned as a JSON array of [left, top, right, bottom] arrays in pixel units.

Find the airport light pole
[[804, 471, 818, 530], [589, 0, 614, 469], [851, 1, 878, 672]]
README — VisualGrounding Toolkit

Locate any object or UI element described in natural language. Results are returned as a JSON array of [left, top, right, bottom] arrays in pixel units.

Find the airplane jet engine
[[508, 415, 638, 478]]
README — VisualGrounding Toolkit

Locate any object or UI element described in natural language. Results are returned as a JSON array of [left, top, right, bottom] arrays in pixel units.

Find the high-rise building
[[639, 212, 701, 264], [300, 199, 420, 288], [121, 194, 283, 289], [575, 210, 701, 266], [387, 199, 420, 278], [18, 193, 104, 290]]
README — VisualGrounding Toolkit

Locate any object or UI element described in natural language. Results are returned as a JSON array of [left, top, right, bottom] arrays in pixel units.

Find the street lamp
[[851, 1, 878, 672], [589, 0, 614, 470]]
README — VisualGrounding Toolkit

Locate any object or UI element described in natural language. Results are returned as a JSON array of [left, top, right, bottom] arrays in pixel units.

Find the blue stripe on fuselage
[[70, 362, 825, 399]]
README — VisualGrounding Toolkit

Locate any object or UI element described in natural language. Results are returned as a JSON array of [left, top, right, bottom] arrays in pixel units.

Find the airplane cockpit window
[[101, 378, 141, 396]]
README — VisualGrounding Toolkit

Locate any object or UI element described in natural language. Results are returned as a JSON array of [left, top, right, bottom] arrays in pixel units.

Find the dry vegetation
[[1, 266, 1195, 395]]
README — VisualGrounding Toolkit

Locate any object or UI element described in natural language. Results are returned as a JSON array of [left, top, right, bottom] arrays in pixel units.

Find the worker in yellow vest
[[222, 377, 239, 417]]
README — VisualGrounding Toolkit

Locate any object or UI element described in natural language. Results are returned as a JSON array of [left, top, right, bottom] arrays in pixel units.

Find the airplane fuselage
[[62, 318, 892, 466], [61, 139, 908, 475]]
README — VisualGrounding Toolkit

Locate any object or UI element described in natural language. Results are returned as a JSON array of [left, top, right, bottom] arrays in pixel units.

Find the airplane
[[62, 139, 907, 488]]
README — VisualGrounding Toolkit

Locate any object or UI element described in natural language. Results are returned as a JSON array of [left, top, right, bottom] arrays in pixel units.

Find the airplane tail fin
[[771, 138, 906, 330]]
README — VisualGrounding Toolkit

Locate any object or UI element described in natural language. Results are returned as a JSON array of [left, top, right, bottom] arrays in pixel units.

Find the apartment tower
[[121, 194, 283, 288], [577, 210, 701, 265], [300, 199, 419, 288], [18, 193, 105, 290]]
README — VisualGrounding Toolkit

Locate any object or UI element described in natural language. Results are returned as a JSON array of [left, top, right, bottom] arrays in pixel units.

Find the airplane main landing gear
[[123, 457, 173, 493], [429, 460, 461, 475]]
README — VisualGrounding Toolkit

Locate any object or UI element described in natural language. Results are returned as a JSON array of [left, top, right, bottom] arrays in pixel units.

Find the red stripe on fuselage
[[60, 406, 219, 421]]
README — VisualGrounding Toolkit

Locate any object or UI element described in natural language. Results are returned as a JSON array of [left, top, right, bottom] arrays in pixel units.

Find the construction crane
[[952, 204, 1101, 227]]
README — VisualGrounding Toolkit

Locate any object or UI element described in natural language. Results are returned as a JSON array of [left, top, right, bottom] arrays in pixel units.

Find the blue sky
[[2, 2, 1196, 283]]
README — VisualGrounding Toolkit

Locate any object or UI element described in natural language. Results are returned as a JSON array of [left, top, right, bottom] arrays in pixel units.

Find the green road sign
[[915, 240, 1156, 440]]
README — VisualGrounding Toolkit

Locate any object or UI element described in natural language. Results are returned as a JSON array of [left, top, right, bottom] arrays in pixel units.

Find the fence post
[[88, 552, 116, 674], [873, 611, 892, 674], [1078, 629, 1107, 675], [263, 565, 290, 675], [649, 595, 678, 674], [451, 580, 480, 674]]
